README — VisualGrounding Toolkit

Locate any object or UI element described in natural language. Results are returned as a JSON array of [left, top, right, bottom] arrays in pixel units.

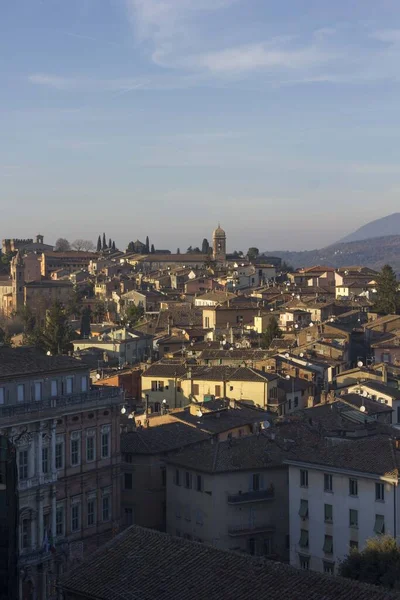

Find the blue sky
[[2, 0, 400, 251]]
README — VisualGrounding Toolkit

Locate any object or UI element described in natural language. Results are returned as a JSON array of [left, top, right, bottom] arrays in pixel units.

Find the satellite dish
[[46, 351, 51, 356], [360, 405, 366, 413], [309, 322, 314, 327], [197, 410, 203, 418], [284, 353, 290, 359], [262, 421, 271, 429], [357, 361, 364, 368], [121, 406, 126, 414], [96, 373, 101, 380], [299, 352, 304, 358], [294, 324, 299, 329], [362, 391, 368, 397]]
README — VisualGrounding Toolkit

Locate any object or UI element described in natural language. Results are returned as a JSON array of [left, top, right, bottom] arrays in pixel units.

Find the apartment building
[[0, 347, 123, 600], [165, 427, 308, 560], [286, 435, 400, 575], [141, 363, 279, 410]]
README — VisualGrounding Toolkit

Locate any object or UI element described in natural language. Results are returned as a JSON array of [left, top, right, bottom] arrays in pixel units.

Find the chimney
[[382, 364, 387, 384]]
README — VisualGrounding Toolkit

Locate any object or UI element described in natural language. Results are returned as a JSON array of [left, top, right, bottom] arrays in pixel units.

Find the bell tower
[[212, 224, 226, 263], [11, 252, 25, 313]]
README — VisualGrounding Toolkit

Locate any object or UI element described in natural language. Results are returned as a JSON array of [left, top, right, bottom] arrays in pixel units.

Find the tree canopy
[[55, 238, 71, 252], [374, 264, 399, 315], [97, 235, 102, 252], [41, 301, 75, 355], [339, 535, 400, 590], [71, 239, 95, 252], [247, 247, 259, 262], [125, 303, 144, 327], [260, 316, 282, 349], [201, 238, 210, 254]]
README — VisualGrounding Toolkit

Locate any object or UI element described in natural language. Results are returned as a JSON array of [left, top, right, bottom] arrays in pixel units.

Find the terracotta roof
[[59, 525, 399, 600], [121, 422, 209, 455], [172, 403, 270, 435], [340, 393, 393, 414], [285, 433, 399, 479], [142, 364, 278, 382], [350, 381, 400, 401], [0, 347, 87, 380]]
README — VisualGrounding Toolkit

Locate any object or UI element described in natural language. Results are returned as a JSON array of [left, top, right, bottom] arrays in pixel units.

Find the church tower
[[11, 252, 25, 313], [212, 224, 226, 263]]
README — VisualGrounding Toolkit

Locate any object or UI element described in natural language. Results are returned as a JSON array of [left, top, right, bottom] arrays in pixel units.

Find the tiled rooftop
[[121, 422, 209, 455], [0, 347, 87, 380], [59, 525, 400, 600]]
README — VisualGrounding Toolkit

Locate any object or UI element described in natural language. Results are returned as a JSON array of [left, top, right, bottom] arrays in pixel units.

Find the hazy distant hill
[[339, 213, 400, 243], [265, 235, 400, 273]]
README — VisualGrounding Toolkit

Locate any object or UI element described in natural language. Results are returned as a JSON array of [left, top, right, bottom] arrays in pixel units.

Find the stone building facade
[[0, 347, 123, 600]]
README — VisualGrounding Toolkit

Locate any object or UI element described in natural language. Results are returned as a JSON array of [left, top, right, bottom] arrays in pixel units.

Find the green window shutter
[[299, 529, 309, 548], [323, 535, 333, 554], [374, 514, 385, 534]]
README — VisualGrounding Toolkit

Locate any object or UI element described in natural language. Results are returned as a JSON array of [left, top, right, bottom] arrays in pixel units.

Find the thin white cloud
[[187, 43, 334, 73], [371, 29, 400, 43], [28, 73, 147, 92]]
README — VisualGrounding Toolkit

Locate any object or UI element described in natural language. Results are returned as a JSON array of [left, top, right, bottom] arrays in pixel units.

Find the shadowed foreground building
[[0, 435, 19, 600], [58, 525, 399, 600], [0, 347, 123, 600]]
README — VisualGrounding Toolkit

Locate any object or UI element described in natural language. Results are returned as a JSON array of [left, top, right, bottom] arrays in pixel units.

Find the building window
[[374, 514, 385, 534], [86, 431, 95, 462], [350, 540, 359, 551], [87, 499, 96, 527], [17, 384, 24, 403], [71, 433, 81, 467], [349, 509, 358, 528], [323, 535, 333, 554], [151, 381, 157, 391], [124, 507, 133, 526], [66, 377, 73, 395], [375, 482, 385, 501], [299, 529, 309, 548], [324, 503, 333, 523], [324, 473, 333, 492], [249, 538, 256, 555], [196, 509, 203, 525], [215, 385, 221, 397], [185, 471, 192, 489], [192, 384, 199, 396], [299, 499, 308, 519], [300, 469, 308, 488], [55, 440, 64, 470], [56, 506, 64, 537], [102, 496, 111, 521], [349, 478, 358, 497], [175, 469, 181, 486], [288, 399, 292, 410], [18, 449, 28, 481], [71, 503, 81, 532], [34, 382, 42, 401], [81, 376, 88, 392], [124, 453, 133, 463], [21, 518, 31, 549], [101, 426, 110, 459], [299, 554, 310, 570], [51, 380, 58, 397], [196, 474, 203, 492], [42, 447, 49, 474], [124, 473, 133, 490], [252, 474, 260, 491], [158, 381, 164, 391], [0, 388, 4, 405], [323, 561, 335, 575]]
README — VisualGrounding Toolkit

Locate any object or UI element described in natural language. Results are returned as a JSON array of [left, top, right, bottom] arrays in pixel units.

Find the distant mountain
[[264, 235, 400, 273], [339, 213, 400, 244]]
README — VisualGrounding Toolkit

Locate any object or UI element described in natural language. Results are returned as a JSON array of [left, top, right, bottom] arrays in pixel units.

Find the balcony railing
[[0, 387, 122, 425], [18, 537, 68, 566], [228, 524, 276, 537], [18, 472, 58, 492], [227, 488, 275, 504]]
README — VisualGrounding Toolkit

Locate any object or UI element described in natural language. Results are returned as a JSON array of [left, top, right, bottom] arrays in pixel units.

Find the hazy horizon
[[3, 0, 400, 250]]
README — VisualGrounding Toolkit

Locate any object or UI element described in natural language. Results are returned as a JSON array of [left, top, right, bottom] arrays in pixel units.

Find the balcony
[[18, 538, 68, 567], [0, 387, 123, 426], [227, 488, 274, 505], [228, 524, 276, 537], [18, 472, 58, 492]]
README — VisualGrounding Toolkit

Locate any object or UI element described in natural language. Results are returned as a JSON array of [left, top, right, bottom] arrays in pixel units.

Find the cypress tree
[[112, 241, 116, 251], [145, 236, 150, 253], [151, 244, 155, 254], [97, 235, 101, 252], [102, 233, 107, 249], [374, 264, 399, 315]]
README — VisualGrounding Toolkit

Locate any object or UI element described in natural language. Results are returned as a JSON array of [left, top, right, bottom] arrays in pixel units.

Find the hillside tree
[[247, 247, 259, 262], [41, 301, 75, 355], [339, 535, 400, 589], [55, 238, 71, 252], [145, 236, 150, 254], [102, 233, 107, 250], [260, 316, 282, 349], [201, 238, 210, 254], [71, 239, 95, 252], [374, 264, 399, 315], [97, 236, 102, 252]]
